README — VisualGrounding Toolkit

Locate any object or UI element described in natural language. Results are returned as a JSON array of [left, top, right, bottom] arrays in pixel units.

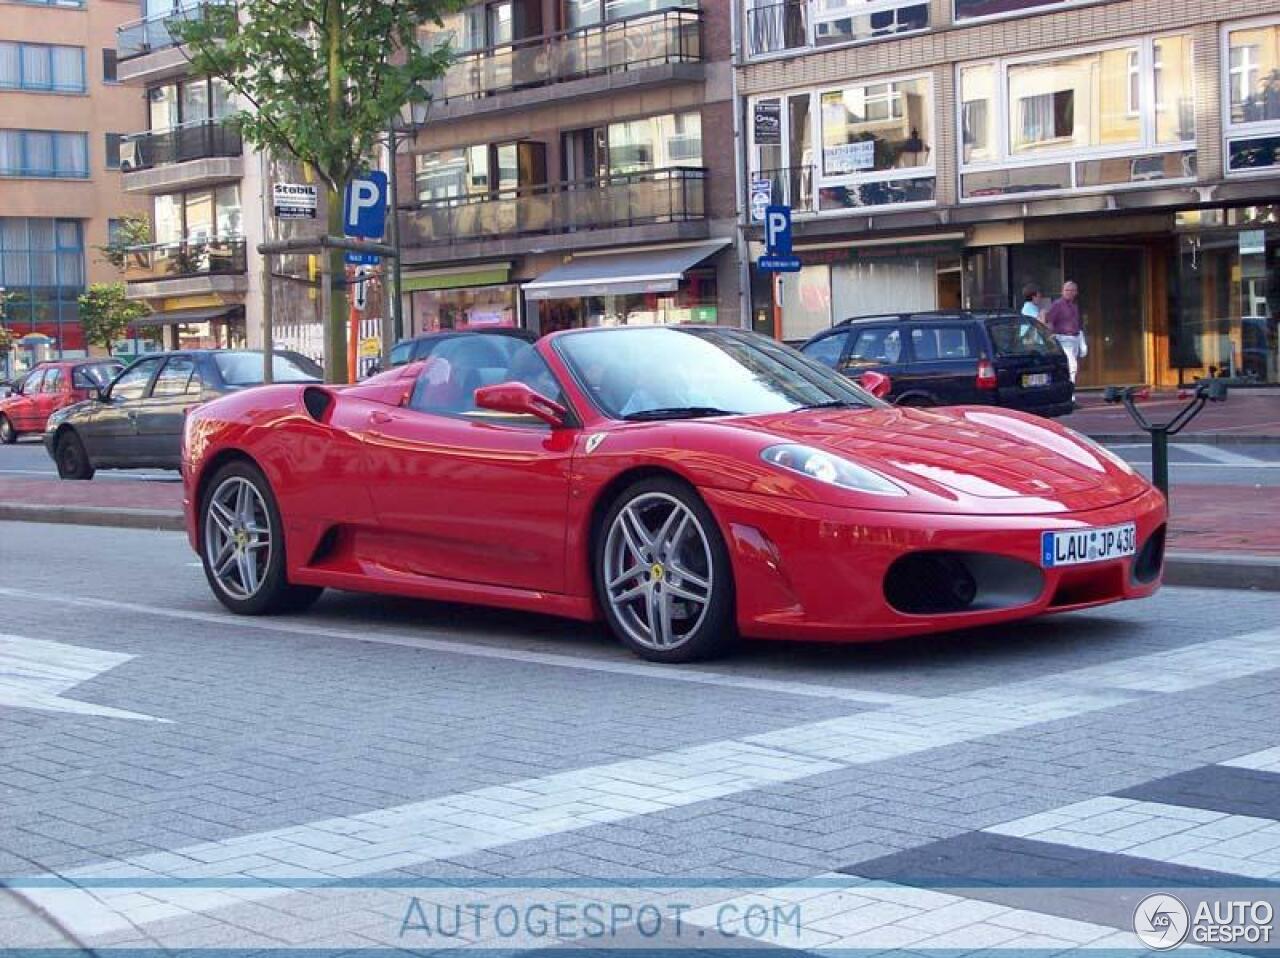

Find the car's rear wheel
[[54, 430, 94, 480], [595, 477, 736, 663], [0, 415, 16, 444], [199, 461, 322, 615]]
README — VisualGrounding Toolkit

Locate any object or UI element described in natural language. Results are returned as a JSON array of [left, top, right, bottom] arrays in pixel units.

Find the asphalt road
[[1, 520, 1278, 952]]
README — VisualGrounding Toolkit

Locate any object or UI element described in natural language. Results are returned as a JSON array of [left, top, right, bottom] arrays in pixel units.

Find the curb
[[1164, 551, 1280, 592], [0, 503, 184, 532], [1083, 432, 1280, 446]]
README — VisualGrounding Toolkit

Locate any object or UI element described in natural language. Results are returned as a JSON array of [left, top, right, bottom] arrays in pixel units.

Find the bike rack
[[1103, 380, 1228, 500]]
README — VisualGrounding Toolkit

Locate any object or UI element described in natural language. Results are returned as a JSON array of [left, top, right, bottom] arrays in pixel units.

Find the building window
[[0, 43, 86, 93], [954, 0, 1081, 23], [102, 48, 118, 83], [1224, 20, 1280, 174], [959, 35, 1195, 199], [105, 134, 123, 170], [146, 76, 235, 131], [0, 218, 86, 359], [0, 130, 89, 178], [13, 0, 84, 7], [745, 0, 928, 58], [153, 185, 242, 243]]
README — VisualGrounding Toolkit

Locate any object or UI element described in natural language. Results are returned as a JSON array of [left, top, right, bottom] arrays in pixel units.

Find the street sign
[[273, 183, 317, 219], [757, 254, 801, 273], [351, 266, 370, 312], [749, 178, 772, 223], [344, 171, 388, 240], [344, 250, 381, 266], [764, 204, 792, 255]]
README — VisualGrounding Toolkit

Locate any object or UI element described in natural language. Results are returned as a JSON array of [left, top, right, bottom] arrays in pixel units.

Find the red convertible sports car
[[181, 326, 1166, 662]]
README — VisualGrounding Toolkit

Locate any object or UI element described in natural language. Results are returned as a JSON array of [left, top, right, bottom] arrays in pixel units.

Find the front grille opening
[[1049, 563, 1126, 607], [1132, 524, 1166, 584], [884, 551, 1044, 615]]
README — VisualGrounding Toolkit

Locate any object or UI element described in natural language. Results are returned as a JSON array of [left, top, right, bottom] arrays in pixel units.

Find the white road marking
[[0, 633, 167, 722], [0, 587, 917, 706], [11, 623, 1279, 941], [1177, 443, 1266, 466], [987, 796, 1280, 879]]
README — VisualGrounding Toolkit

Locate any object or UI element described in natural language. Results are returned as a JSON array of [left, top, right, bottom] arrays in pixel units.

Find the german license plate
[[1042, 523, 1137, 568], [1022, 372, 1051, 387]]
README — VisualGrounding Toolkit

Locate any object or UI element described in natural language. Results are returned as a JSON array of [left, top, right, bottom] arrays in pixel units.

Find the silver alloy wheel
[[0, 417, 13, 442], [603, 492, 713, 651], [204, 476, 273, 600]]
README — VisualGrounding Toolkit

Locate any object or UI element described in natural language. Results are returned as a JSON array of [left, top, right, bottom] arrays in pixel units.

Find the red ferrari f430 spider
[[182, 326, 1165, 662]]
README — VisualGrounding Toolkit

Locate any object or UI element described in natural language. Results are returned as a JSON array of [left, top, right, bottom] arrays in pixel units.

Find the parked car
[[389, 328, 536, 368], [0, 360, 123, 444], [180, 325, 1163, 663], [800, 310, 1073, 417], [44, 350, 321, 479]]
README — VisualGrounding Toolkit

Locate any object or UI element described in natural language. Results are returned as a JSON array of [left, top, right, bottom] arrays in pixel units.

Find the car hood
[[731, 405, 1148, 514]]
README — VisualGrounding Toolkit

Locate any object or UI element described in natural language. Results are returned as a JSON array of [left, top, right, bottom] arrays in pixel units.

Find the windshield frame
[[552, 326, 883, 423]]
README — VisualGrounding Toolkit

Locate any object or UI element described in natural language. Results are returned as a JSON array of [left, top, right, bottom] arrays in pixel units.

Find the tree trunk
[[324, 189, 348, 384]]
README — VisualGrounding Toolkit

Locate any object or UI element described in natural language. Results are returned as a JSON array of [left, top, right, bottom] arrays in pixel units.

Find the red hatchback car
[[0, 360, 123, 444]]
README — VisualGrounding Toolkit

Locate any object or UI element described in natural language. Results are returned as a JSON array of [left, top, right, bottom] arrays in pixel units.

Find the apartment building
[[0, 0, 149, 376], [397, 0, 741, 335], [738, 0, 1280, 387]]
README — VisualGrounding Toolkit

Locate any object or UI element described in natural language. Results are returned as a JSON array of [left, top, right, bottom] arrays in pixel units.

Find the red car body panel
[[0, 361, 114, 436], [182, 334, 1165, 644]]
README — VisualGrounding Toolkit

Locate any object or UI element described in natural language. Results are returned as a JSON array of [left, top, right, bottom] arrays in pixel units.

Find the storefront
[[523, 241, 728, 333], [402, 264, 521, 335]]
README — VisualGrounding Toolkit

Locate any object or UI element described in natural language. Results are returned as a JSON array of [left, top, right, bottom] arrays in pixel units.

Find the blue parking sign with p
[[765, 205, 791, 256], [344, 171, 388, 240]]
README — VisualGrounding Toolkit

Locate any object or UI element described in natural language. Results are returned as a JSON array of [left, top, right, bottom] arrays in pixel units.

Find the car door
[[361, 341, 576, 593], [10, 369, 44, 431], [837, 325, 908, 392], [133, 354, 199, 466], [35, 366, 69, 430], [902, 323, 981, 405], [85, 357, 164, 464]]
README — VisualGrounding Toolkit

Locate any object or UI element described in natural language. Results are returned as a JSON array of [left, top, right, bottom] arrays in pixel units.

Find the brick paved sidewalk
[[1064, 389, 1280, 440], [0, 476, 181, 512]]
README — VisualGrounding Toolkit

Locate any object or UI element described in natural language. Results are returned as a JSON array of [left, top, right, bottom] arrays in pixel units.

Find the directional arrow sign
[[0, 634, 168, 722]]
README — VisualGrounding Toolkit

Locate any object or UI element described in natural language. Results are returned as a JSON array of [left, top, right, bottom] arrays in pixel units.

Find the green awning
[[402, 265, 510, 292]]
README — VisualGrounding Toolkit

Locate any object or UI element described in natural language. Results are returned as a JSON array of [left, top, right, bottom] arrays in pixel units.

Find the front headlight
[[761, 444, 906, 496], [1073, 432, 1137, 476]]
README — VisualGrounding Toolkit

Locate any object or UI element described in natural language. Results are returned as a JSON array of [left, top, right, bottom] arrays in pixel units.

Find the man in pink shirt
[[1044, 280, 1083, 389]]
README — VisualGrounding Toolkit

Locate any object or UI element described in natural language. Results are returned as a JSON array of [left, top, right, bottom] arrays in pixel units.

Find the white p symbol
[[766, 209, 788, 251], [348, 180, 380, 229]]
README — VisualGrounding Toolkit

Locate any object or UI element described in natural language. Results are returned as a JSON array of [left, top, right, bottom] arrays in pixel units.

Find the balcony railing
[[117, 0, 231, 62], [402, 167, 707, 247], [746, 0, 808, 57], [430, 7, 702, 104], [123, 237, 247, 282], [120, 120, 242, 172]]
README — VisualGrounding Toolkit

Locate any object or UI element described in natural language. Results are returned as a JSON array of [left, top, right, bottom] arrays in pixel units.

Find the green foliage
[[78, 283, 149, 355], [175, 0, 464, 192], [96, 216, 152, 272]]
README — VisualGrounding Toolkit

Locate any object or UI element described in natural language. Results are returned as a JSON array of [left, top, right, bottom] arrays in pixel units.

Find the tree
[[96, 216, 152, 273], [176, 0, 464, 383], [79, 283, 148, 356]]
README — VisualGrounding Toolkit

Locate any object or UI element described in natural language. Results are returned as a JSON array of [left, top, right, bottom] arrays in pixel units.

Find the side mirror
[[474, 382, 567, 427], [858, 370, 892, 400]]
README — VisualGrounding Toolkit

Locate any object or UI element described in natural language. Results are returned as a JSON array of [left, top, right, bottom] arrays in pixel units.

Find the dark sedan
[[44, 350, 321, 479]]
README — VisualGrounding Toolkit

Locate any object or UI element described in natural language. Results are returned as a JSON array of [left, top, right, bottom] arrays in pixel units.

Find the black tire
[[0, 415, 16, 444], [593, 476, 736, 663], [198, 459, 323, 616], [54, 430, 94, 480]]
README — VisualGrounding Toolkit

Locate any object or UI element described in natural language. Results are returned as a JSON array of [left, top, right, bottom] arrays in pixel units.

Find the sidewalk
[[1, 474, 1275, 590], [1063, 388, 1280, 443]]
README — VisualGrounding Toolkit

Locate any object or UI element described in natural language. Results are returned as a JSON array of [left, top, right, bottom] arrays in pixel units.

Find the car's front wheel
[[0, 415, 16, 444], [54, 430, 94, 479], [594, 477, 736, 663], [199, 460, 322, 615]]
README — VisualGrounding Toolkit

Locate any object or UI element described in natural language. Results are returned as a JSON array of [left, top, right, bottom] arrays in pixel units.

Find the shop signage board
[[272, 183, 318, 219], [750, 178, 772, 223], [824, 141, 875, 174], [753, 101, 782, 145]]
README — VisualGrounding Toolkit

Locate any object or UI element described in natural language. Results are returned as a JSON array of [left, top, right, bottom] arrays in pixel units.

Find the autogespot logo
[[1134, 894, 1190, 950]]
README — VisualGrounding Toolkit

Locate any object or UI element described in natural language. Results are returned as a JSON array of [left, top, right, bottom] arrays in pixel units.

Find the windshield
[[556, 327, 878, 420], [987, 317, 1061, 357], [214, 352, 322, 386]]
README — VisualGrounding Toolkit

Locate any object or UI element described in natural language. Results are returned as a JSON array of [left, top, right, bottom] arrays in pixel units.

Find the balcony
[[426, 8, 704, 122], [745, 0, 808, 58], [120, 121, 243, 193], [116, 0, 231, 83], [401, 167, 708, 258], [123, 237, 248, 299]]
